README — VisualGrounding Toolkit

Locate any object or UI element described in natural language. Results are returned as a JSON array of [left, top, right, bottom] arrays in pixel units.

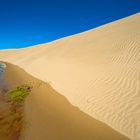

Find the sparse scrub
[[7, 84, 32, 102], [0, 84, 32, 140]]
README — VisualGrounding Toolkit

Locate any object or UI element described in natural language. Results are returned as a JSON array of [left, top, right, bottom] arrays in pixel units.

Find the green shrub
[[7, 84, 32, 102]]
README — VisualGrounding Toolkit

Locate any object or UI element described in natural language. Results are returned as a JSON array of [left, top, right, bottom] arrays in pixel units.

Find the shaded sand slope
[[0, 13, 140, 139], [0, 97, 12, 140], [3, 63, 129, 140], [0, 92, 23, 140]]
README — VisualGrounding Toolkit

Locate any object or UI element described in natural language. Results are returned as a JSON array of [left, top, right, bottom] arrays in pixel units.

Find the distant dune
[[0, 13, 140, 140]]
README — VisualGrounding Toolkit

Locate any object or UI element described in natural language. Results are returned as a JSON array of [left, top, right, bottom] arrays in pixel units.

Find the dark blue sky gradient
[[0, 0, 140, 49]]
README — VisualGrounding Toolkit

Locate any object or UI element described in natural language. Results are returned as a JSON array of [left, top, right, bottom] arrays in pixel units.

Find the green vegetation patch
[[7, 84, 32, 102]]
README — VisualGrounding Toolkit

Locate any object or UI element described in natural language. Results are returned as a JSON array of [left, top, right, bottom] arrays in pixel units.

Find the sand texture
[[2, 63, 128, 140], [0, 13, 140, 139]]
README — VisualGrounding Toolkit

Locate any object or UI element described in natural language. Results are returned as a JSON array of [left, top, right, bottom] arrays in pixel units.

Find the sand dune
[[0, 13, 140, 139], [2, 62, 128, 140]]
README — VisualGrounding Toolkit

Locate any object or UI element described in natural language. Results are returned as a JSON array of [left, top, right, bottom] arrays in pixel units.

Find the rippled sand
[[2, 63, 128, 140]]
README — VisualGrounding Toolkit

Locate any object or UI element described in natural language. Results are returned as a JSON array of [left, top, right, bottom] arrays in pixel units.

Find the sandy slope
[[0, 13, 140, 139], [2, 63, 129, 140]]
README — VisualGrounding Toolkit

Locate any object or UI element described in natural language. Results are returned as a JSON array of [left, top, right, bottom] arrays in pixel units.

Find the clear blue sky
[[0, 0, 140, 49]]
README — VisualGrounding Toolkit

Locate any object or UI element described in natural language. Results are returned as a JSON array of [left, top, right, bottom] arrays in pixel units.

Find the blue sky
[[0, 0, 140, 49]]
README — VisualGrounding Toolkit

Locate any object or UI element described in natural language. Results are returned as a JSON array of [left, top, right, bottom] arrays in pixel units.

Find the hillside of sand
[[0, 13, 140, 139], [0, 62, 128, 140]]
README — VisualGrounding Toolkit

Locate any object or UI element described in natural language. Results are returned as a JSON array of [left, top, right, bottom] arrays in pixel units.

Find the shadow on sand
[[2, 62, 129, 140]]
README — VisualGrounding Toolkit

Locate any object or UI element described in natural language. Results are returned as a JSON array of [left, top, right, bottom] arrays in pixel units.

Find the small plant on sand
[[4, 84, 32, 139], [7, 84, 32, 102]]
